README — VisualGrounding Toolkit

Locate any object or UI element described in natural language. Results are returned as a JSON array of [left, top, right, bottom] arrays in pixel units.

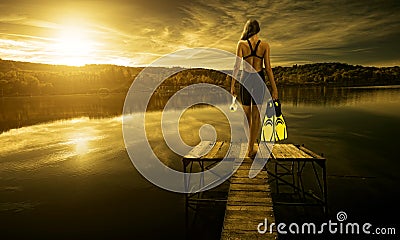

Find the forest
[[0, 59, 399, 96]]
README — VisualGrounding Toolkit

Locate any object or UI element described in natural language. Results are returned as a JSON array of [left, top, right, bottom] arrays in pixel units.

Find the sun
[[52, 25, 96, 66]]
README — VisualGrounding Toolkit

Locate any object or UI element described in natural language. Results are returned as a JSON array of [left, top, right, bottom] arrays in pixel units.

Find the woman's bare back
[[239, 39, 267, 72]]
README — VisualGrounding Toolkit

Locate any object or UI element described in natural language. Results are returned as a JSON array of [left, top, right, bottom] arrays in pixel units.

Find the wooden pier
[[182, 141, 327, 240], [220, 156, 277, 240]]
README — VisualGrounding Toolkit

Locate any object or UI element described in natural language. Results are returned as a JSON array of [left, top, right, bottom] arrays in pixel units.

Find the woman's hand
[[271, 89, 278, 100]]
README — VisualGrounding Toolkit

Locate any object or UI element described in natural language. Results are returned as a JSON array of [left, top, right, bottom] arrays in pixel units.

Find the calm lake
[[1, 86, 399, 239]]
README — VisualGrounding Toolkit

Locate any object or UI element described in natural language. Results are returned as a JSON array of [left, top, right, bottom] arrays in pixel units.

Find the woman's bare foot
[[247, 149, 258, 159]]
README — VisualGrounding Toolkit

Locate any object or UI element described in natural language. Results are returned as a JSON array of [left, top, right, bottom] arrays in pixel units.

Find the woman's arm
[[230, 41, 243, 96], [264, 43, 278, 100]]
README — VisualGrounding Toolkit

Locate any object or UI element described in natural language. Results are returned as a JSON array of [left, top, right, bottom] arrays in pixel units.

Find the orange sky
[[0, 0, 399, 67]]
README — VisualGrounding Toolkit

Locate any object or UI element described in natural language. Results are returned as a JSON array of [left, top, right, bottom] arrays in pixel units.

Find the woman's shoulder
[[237, 40, 247, 45], [236, 40, 248, 50], [259, 40, 270, 47]]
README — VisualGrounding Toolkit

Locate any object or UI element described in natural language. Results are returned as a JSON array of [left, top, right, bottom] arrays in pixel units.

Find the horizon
[[0, 1, 399, 68], [1, 58, 399, 70]]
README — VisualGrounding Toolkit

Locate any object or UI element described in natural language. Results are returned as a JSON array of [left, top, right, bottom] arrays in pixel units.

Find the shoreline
[[1, 84, 399, 98]]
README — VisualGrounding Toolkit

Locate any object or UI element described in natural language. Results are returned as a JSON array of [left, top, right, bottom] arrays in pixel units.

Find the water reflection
[[0, 115, 188, 239], [0, 94, 125, 133], [0, 118, 111, 172], [1, 86, 399, 133], [280, 85, 400, 107], [1, 86, 400, 238], [66, 129, 95, 155]]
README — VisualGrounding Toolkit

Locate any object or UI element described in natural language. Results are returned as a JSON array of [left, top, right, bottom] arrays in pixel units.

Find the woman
[[230, 19, 278, 158]]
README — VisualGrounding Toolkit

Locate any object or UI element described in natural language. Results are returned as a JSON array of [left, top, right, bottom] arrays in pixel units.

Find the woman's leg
[[242, 105, 252, 155], [249, 104, 261, 156]]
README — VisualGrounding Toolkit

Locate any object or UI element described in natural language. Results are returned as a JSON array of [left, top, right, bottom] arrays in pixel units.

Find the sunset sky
[[0, 0, 399, 67]]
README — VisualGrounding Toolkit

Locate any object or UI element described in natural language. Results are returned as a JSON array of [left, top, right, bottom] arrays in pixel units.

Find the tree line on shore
[[0, 59, 398, 96], [273, 63, 399, 86]]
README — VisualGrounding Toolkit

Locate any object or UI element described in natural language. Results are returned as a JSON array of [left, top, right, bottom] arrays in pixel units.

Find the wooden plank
[[232, 175, 267, 181], [228, 190, 271, 199], [286, 144, 311, 158], [226, 205, 273, 212], [222, 219, 276, 232], [257, 142, 273, 159], [227, 143, 248, 161], [277, 144, 295, 158], [232, 172, 267, 180], [184, 141, 214, 159], [278, 144, 295, 158], [272, 144, 312, 159], [227, 196, 273, 204], [227, 202, 273, 207], [202, 141, 223, 159], [229, 184, 270, 192], [233, 170, 268, 179], [230, 177, 266, 185], [240, 143, 249, 158], [213, 141, 231, 160], [234, 163, 267, 171], [227, 199, 273, 206], [223, 218, 269, 231], [271, 144, 291, 159], [224, 209, 275, 221], [221, 230, 277, 240]]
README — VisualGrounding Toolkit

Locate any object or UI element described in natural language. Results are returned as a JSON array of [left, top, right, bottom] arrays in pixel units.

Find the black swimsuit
[[243, 39, 264, 60], [239, 40, 266, 106]]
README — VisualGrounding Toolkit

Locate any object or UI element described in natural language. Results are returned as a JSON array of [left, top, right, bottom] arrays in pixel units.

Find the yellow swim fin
[[273, 99, 288, 141], [261, 99, 288, 142], [261, 100, 275, 142]]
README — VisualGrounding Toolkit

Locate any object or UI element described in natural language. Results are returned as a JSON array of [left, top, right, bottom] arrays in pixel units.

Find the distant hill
[[0, 60, 143, 96], [0, 59, 399, 96], [273, 63, 400, 86]]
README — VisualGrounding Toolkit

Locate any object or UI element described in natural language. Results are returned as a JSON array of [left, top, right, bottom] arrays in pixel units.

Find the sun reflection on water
[[65, 127, 99, 156], [71, 134, 90, 155]]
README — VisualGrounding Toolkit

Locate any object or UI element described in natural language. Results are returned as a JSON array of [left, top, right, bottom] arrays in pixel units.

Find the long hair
[[240, 19, 260, 40]]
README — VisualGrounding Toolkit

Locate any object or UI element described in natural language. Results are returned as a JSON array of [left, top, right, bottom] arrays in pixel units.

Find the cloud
[[0, 0, 399, 67], [170, 0, 400, 66]]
